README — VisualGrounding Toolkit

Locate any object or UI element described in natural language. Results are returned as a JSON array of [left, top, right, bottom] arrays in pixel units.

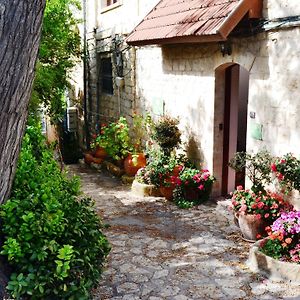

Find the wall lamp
[[219, 41, 232, 57]]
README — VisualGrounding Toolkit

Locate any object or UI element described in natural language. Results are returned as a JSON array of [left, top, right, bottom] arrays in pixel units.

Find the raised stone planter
[[247, 239, 300, 283], [131, 179, 161, 197]]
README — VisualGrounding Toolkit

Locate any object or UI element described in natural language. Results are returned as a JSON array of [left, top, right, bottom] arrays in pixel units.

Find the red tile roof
[[126, 0, 262, 45]]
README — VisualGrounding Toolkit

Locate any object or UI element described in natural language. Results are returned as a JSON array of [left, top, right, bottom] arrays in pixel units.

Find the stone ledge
[[131, 179, 161, 197], [247, 239, 300, 283]]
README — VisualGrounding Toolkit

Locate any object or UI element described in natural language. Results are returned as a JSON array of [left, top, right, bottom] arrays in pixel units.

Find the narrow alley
[[69, 164, 300, 300]]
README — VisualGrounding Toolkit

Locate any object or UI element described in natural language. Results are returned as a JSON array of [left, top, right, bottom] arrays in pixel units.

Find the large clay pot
[[238, 214, 269, 242], [94, 147, 108, 159], [84, 152, 94, 165], [184, 186, 199, 201], [172, 165, 182, 177], [124, 153, 146, 176], [159, 185, 175, 201]]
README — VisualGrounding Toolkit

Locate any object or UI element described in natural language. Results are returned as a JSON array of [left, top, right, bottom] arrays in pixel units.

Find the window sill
[[101, 1, 122, 14]]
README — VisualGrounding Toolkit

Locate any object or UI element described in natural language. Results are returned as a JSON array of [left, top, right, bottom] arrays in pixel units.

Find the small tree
[[229, 150, 273, 193]]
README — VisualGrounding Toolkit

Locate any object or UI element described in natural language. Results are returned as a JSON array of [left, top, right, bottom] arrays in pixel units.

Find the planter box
[[247, 239, 300, 283], [131, 179, 161, 197]]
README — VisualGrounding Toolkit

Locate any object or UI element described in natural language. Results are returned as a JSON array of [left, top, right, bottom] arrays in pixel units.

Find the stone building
[[86, 0, 300, 197]]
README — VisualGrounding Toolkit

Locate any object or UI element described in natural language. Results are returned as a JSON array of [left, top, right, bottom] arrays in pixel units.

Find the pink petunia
[[198, 184, 204, 190]]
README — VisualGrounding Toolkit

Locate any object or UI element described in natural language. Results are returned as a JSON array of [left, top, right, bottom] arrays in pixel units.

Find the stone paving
[[69, 164, 300, 300]]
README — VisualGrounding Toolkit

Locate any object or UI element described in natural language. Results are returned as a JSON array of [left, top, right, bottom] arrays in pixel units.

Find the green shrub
[[0, 122, 110, 299]]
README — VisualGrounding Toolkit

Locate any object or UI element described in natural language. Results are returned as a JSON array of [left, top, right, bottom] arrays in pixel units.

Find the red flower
[[256, 234, 262, 239], [257, 202, 264, 209], [277, 173, 284, 180], [271, 163, 277, 172], [255, 214, 262, 220]]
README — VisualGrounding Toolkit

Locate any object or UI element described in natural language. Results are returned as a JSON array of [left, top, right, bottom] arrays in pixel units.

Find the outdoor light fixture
[[219, 41, 232, 56]]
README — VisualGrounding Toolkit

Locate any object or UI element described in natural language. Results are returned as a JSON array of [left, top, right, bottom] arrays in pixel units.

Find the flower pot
[[159, 185, 175, 201], [172, 165, 182, 177], [94, 147, 108, 159], [238, 214, 269, 242], [184, 186, 199, 201], [92, 157, 104, 164], [84, 152, 94, 165], [124, 153, 146, 177]]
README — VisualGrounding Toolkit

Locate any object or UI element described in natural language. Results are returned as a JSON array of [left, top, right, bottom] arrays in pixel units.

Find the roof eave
[[217, 0, 261, 39], [127, 33, 226, 46]]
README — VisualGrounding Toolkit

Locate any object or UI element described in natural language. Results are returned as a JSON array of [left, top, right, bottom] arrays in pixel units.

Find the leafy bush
[[0, 122, 110, 299], [93, 117, 132, 160], [271, 153, 300, 192], [229, 150, 273, 193], [152, 116, 181, 154]]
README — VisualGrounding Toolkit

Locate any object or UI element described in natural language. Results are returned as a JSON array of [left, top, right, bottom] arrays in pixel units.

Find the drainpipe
[[83, 0, 90, 149]]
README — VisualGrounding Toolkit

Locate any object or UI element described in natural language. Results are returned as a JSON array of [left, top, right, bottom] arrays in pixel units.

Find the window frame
[[99, 56, 114, 95], [101, 0, 122, 13]]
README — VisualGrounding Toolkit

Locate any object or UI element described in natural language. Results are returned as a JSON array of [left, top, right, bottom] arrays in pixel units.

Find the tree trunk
[[0, 0, 46, 204]]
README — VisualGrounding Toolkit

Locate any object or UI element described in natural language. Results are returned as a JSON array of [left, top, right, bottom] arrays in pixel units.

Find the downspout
[[83, 0, 90, 149]]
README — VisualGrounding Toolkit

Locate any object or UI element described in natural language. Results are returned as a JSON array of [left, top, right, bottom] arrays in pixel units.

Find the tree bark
[[0, 0, 46, 204]]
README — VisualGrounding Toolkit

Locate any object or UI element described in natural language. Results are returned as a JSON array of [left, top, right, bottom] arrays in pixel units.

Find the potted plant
[[271, 153, 300, 192], [231, 187, 293, 241], [152, 115, 181, 155], [124, 113, 147, 176], [172, 167, 215, 207], [95, 117, 133, 165], [229, 150, 273, 193]]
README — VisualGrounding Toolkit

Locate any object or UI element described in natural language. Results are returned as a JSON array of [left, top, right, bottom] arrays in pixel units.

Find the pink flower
[[257, 202, 264, 209], [239, 204, 247, 212], [236, 185, 243, 191], [255, 214, 262, 220], [271, 163, 277, 172], [264, 213, 270, 218], [280, 159, 286, 164], [198, 184, 204, 190]]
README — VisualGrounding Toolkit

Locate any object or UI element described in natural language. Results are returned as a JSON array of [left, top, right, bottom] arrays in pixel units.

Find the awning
[[126, 0, 262, 46]]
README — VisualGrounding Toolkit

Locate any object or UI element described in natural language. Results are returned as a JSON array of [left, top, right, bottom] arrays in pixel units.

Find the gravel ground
[[68, 163, 300, 300]]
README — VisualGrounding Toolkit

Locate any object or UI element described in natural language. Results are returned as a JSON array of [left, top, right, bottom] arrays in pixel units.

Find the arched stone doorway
[[213, 63, 249, 196]]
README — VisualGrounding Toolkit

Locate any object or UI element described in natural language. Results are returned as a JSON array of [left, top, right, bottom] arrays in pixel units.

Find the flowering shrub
[[231, 187, 293, 223], [171, 167, 215, 208], [260, 211, 300, 262], [271, 153, 300, 192], [229, 150, 273, 193], [92, 117, 133, 160]]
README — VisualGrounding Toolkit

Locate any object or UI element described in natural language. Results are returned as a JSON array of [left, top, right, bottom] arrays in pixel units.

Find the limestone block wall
[[135, 26, 300, 195]]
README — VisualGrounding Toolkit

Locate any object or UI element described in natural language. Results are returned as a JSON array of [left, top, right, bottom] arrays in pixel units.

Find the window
[[101, 0, 121, 12], [106, 0, 117, 6], [100, 57, 113, 95]]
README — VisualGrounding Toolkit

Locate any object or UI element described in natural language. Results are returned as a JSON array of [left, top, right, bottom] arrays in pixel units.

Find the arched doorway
[[213, 63, 249, 196]]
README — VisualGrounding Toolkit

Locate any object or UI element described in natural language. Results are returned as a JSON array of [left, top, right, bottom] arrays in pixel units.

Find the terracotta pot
[[124, 153, 146, 176], [84, 153, 94, 165], [92, 157, 104, 164], [172, 165, 182, 177], [94, 147, 108, 159], [238, 214, 269, 242], [159, 185, 175, 201], [184, 186, 199, 201]]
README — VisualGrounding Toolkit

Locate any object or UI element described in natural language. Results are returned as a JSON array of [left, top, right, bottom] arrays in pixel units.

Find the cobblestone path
[[69, 164, 300, 300]]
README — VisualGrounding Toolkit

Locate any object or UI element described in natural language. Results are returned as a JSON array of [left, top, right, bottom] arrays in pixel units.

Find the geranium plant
[[271, 153, 300, 192], [231, 187, 293, 224], [260, 211, 300, 262], [172, 167, 215, 208], [92, 117, 133, 161]]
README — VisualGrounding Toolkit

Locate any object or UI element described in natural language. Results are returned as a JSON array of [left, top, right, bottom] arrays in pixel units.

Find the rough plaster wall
[[135, 26, 300, 195]]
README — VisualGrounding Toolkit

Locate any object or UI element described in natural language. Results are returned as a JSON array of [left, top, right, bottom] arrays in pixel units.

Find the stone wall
[[134, 26, 300, 196]]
